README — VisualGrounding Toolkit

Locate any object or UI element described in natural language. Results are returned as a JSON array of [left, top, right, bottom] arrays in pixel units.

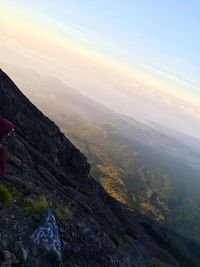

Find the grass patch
[[0, 184, 12, 204], [22, 195, 48, 213], [113, 234, 130, 249], [55, 202, 72, 222], [9, 187, 21, 198], [149, 260, 163, 267]]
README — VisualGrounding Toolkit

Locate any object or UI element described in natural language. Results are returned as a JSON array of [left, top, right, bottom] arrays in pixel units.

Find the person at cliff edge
[[0, 118, 15, 177]]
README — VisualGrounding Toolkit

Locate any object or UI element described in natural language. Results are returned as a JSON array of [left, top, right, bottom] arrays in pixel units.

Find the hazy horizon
[[0, 0, 199, 139]]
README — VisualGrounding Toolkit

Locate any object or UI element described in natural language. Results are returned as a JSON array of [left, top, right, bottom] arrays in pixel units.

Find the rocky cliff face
[[0, 69, 180, 267]]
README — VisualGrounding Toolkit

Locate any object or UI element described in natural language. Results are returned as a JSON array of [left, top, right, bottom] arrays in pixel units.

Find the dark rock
[[59, 228, 65, 234], [17, 247, 28, 263], [2, 251, 11, 261], [11, 254, 19, 265], [4, 259, 12, 265], [0, 241, 7, 251], [33, 214, 41, 222]]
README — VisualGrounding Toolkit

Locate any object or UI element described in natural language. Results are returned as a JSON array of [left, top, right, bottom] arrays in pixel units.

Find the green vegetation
[[0, 184, 12, 204], [22, 195, 48, 213], [149, 260, 163, 267], [61, 117, 173, 218], [9, 187, 21, 198], [55, 202, 72, 222], [113, 234, 130, 249], [57, 114, 200, 265]]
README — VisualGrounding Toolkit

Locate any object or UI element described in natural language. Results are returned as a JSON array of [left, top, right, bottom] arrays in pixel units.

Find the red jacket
[[0, 119, 15, 176]]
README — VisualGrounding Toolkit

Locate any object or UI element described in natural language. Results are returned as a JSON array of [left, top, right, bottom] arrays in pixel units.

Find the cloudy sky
[[0, 0, 199, 137]]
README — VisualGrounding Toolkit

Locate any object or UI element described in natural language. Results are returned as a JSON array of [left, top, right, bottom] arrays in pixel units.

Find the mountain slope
[[0, 69, 185, 267], [3, 64, 200, 172], [7, 66, 200, 233], [2, 66, 200, 266]]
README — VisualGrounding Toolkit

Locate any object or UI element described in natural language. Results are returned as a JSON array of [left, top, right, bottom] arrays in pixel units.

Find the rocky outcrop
[[0, 69, 181, 267], [0, 69, 90, 180]]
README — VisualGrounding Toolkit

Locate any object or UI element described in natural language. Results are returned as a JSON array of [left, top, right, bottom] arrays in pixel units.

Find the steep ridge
[[0, 69, 182, 266]]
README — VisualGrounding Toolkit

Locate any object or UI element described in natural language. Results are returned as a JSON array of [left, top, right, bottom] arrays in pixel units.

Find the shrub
[[149, 260, 163, 267], [22, 195, 48, 213], [55, 202, 72, 222], [9, 187, 21, 198], [0, 184, 12, 204], [113, 234, 130, 249], [22, 196, 35, 212], [35, 195, 48, 212]]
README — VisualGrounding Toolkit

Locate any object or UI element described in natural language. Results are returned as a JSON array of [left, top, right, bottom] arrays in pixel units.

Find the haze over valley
[[0, 1, 200, 266]]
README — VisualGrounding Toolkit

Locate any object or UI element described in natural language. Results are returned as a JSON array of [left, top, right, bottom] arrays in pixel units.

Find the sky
[[0, 0, 200, 137], [0, 0, 199, 103]]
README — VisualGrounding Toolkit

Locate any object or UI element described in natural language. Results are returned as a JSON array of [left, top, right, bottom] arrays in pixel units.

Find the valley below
[[3, 65, 200, 266]]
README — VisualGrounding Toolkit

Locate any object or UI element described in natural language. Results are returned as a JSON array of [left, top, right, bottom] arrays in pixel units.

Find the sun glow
[[0, 3, 199, 107]]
